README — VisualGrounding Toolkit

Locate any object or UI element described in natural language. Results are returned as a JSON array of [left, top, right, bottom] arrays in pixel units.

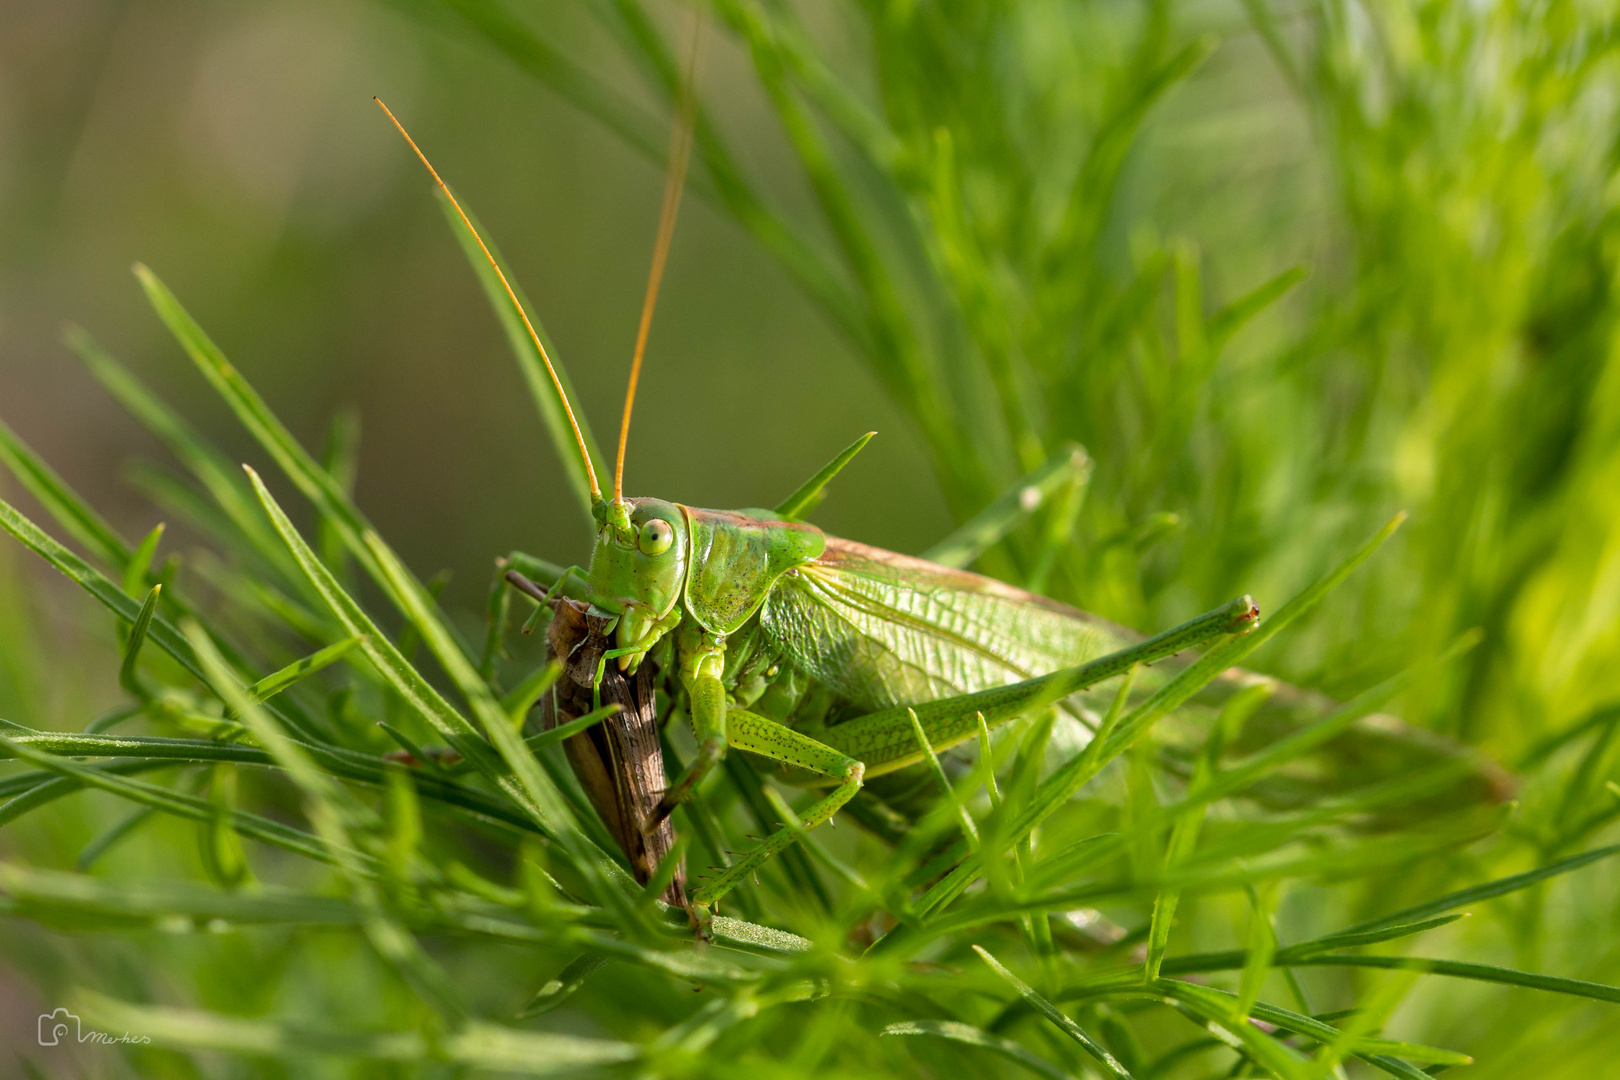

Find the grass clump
[[0, 244, 1605, 1080], [4, 0, 1620, 1076]]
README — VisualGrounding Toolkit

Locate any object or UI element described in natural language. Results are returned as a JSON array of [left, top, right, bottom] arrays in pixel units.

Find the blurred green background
[[0, 0, 947, 605], [4, 0, 1620, 1074]]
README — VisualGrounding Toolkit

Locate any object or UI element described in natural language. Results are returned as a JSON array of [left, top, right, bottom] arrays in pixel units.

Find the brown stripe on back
[[817, 535, 1133, 635]]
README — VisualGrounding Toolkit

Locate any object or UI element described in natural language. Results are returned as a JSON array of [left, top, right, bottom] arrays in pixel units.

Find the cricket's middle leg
[[645, 671, 728, 829]]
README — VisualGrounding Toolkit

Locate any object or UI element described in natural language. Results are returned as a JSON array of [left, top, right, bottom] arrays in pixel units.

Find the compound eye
[[638, 518, 674, 556]]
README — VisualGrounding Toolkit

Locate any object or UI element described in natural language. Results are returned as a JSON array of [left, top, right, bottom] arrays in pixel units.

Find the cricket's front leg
[[644, 629, 729, 829], [689, 710, 864, 906]]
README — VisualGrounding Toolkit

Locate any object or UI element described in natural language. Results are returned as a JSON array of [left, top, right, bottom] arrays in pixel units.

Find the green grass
[[4, 0, 1620, 1076]]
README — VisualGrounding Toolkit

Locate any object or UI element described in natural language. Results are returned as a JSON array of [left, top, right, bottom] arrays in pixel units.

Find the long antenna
[[613, 14, 705, 505], [375, 97, 602, 502]]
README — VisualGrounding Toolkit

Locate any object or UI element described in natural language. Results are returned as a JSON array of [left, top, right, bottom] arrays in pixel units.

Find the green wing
[[758, 537, 1126, 713], [758, 540, 1501, 824]]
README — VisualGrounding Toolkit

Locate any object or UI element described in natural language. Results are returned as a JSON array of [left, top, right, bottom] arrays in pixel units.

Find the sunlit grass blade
[[518, 953, 610, 1019], [1289, 955, 1620, 1004], [882, 1019, 1079, 1080], [525, 704, 620, 752], [1144, 804, 1200, 981], [774, 430, 877, 520], [74, 805, 157, 872], [888, 598, 1257, 932], [980, 663, 1486, 901], [318, 408, 363, 575], [1237, 0, 1303, 91], [928, 806, 1499, 940], [74, 990, 641, 1073], [122, 522, 164, 597], [501, 660, 564, 723], [134, 266, 364, 546], [238, 637, 361, 711], [0, 775, 95, 829], [117, 584, 162, 696], [974, 945, 1134, 1079], [184, 624, 374, 831], [1206, 265, 1308, 351], [0, 732, 346, 867], [907, 707, 978, 849], [1235, 885, 1278, 1023], [0, 861, 364, 929], [1161, 914, 1468, 977], [0, 416, 131, 571], [1303, 969, 1420, 1080], [376, 721, 441, 770], [0, 496, 335, 744], [1029, 515, 1405, 855], [1098, 513, 1407, 756], [2, 496, 202, 680], [480, 566, 513, 682], [125, 461, 240, 550], [1339, 842, 1620, 937], [1026, 460, 1088, 594], [1152, 980, 1309, 1080], [1141, 980, 1468, 1069], [243, 468, 483, 750], [1356, 1055, 1438, 1080], [1288, 914, 1467, 957], [923, 445, 1092, 568], [1, 852, 795, 969], [1151, 637, 1481, 832], [834, 595, 1258, 776], [0, 726, 541, 835]]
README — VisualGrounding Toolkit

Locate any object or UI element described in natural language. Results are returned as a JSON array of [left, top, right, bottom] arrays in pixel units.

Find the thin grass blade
[[774, 430, 876, 520], [973, 945, 1134, 1079], [239, 637, 361, 711], [923, 445, 1092, 568], [0, 417, 130, 570], [2, 497, 203, 681], [73, 991, 639, 1073], [882, 1020, 1078, 1080], [117, 585, 162, 695], [518, 954, 610, 1018]]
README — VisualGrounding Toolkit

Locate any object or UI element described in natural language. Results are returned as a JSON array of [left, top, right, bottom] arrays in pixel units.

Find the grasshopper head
[[588, 497, 689, 669]]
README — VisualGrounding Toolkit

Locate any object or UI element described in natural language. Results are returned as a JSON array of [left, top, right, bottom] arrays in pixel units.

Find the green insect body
[[570, 493, 1254, 907]]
